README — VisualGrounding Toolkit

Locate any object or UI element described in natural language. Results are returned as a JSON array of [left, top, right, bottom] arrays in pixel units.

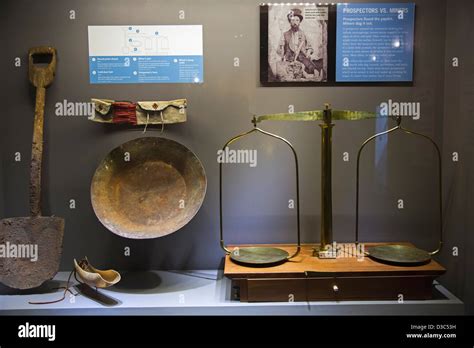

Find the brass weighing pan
[[91, 137, 206, 239], [366, 244, 431, 265], [355, 116, 443, 265], [220, 117, 301, 266], [229, 246, 291, 265]]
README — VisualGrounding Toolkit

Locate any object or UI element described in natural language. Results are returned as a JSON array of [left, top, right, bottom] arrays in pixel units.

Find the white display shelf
[[0, 270, 464, 316]]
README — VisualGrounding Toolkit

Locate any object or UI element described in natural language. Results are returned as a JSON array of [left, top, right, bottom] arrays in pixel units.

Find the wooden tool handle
[[30, 86, 46, 217]]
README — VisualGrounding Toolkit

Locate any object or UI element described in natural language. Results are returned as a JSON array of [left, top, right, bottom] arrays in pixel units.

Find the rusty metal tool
[[0, 47, 65, 289]]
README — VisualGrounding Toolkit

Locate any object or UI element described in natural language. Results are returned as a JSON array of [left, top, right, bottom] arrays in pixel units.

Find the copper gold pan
[[91, 137, 207, 239]]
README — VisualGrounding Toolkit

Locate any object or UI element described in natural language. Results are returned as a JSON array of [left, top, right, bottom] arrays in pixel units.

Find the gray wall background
[[440, 0, 474, 315], [0, 0, 472, 312]]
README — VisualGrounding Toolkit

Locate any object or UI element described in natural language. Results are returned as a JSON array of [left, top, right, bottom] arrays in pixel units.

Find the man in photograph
[[276, 8, 323, 78]]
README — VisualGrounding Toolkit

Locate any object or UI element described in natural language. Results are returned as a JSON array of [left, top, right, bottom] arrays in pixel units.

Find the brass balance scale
[[220, 104, 445, 302]]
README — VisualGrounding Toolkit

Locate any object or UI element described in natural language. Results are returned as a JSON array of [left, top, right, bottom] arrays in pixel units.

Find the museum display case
[[0, 0, 473, 345]]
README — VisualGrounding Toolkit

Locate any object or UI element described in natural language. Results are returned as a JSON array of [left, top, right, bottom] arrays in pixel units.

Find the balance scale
[[220, 105, 445, 302]]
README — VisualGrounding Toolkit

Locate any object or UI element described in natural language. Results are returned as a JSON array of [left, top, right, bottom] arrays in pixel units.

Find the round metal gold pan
[[230, 247, 289, 266], [367, 245, 431, 265], [91, 137, 207, 239]]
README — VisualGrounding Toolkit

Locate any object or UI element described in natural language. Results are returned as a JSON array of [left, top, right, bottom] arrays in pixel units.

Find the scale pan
[[230, 247, 289, 266], [368, 244, 431, 265]]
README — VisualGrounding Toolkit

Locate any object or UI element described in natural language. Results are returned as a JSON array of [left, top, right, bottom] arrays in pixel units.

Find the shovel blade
[[0, 216, 64, 289]]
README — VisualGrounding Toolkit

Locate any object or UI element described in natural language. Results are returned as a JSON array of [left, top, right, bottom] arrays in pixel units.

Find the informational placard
[[335, 3, 415, 82], [88, 25, 203, 84]]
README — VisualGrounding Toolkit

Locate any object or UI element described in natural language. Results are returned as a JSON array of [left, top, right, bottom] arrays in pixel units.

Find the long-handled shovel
[[0, 47, 65, 290]]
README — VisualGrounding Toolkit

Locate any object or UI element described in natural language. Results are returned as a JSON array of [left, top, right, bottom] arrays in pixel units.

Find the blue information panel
[[88, 25, 203, 84], [89, 56, 203, 84], [336, 3, 415, 82]]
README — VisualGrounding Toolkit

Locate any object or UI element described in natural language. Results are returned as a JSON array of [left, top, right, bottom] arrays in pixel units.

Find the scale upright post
[[315, 103, 334, 257]]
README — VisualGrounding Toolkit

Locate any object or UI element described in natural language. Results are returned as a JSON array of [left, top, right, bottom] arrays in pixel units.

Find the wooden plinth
[[224, 243, 446, 302]]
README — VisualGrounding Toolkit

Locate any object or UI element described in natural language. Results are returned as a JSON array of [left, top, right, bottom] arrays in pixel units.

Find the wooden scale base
[[224, 243, 445, 302]]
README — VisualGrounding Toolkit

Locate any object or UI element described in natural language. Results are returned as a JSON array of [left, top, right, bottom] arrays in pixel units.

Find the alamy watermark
[[379, 99, 421, 120], [0, 242, 38, 262], [217, 147, 258, 167], [18, 322, 55, 341], [319, 242, 366, 260], [55, 99, 94, 117]]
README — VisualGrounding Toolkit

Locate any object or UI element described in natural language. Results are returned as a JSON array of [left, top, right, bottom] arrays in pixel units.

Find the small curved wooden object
[[74, 257, 121, 288]]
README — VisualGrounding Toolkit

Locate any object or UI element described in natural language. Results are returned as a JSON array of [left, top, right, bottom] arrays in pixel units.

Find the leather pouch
[[136, 99, 187, 125]]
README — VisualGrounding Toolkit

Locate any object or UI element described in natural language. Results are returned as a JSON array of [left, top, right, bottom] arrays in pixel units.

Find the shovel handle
[[28, 46, 57, 88], [30, 86, 46, 217], [28, 46, 57, 217]]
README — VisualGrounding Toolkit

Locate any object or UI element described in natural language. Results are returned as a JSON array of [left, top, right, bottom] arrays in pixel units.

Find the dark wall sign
[[260, 3, 415, 86]]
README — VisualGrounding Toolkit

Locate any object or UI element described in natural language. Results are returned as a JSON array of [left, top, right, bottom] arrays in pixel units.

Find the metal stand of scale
[[221, 104, 445, 302]]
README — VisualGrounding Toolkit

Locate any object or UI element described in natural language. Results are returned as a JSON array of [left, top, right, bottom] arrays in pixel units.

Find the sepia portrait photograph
[[264, 4, 328, 83]]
